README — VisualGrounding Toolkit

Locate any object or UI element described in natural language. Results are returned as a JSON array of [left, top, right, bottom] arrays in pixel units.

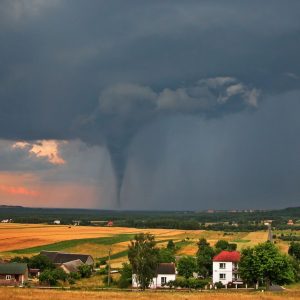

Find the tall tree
[[239, 242, 295, 289], [177, 256, 197, 279], [128, 233, 159, 290], [158, 248, 175, 263], [289, 242, 300, 260], [167, 240, 175, 251], [196, 238, 215, 277]]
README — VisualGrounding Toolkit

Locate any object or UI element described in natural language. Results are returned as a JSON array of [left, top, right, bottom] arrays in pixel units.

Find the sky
[[0, 0, 300, 210]]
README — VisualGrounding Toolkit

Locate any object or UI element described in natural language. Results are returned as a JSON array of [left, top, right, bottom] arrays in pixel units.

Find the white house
[[53, 220, 61, 225], [132, 263, 176, 289], [212, 250, 242, 286]]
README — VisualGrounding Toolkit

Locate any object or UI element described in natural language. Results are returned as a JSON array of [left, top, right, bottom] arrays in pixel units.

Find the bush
[[166, 278, 208, 289], [78, 265, 92, 278], [215, 281, 224, 289], [69, 272, 81, 280], [97, 267, 107, 275], [39, 268, 68, 286]]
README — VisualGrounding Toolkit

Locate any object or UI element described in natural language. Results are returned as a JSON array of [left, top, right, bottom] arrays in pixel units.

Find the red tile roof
[[213, 250, 241, 262]]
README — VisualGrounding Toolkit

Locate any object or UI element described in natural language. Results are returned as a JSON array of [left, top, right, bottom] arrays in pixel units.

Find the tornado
[[91, 79, 259, 207]]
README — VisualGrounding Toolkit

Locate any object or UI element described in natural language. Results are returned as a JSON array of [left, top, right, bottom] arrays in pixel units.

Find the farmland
[[1, 287, 300, 300], [0, 223, 282, 268]]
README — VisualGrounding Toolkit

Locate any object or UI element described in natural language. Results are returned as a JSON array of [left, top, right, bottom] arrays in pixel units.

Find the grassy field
[[0, 223, 292, 268], [1, 287, 300, 300]]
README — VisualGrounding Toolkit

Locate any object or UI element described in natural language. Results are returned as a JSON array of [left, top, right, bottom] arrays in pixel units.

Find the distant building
[[1, 219, 12, 223], [0, 263, 28, 286], [212, 251, 242, 286], [72, 220, 80, 226], [29, 268, 40, 278], [53, 220, 61, 225], [263, 220, 273, 226], [132, 263, 176, 289], [287, 220, 294, 225], [107, 220, 114, 227]]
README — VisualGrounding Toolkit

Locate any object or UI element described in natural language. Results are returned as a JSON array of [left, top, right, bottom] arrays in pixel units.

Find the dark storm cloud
[[122, 90, 300, 210], [0, 0, 300, 208]]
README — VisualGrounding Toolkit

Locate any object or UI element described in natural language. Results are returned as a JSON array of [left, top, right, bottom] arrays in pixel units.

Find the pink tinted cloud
[[13, 140, 66, 165], [0, 184, 39, 196]]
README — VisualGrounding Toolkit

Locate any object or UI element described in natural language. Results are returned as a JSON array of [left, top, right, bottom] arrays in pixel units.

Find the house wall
[[0, 274, 22, 286], [154, 274, 176, 288], [132, 274, 175, 289], [85, 256, 94, 266], [213, 261, 233, 285]]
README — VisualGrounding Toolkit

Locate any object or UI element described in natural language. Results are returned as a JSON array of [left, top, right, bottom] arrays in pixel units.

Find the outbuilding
[[0, 263, 28, 286]]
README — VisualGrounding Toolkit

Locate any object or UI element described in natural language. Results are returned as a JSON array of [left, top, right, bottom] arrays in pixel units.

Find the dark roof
[[156, 263, 176, 275], [40, 251, 58, 261], [0, 263, 27, 275], [213, 251, 241, 262], [40, 251, 93, 264]]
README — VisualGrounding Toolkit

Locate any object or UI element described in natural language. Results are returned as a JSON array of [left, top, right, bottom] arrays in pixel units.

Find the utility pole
[[107, 247, 111, 287]]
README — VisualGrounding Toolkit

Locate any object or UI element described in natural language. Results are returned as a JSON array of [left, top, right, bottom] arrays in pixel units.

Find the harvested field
[[0, 223, 195, 253], [0, 223, 273, 263], [1, 287, 300, 300]]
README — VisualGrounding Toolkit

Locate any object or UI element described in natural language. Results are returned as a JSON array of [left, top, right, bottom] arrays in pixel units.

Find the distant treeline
[[0, 205, 300, 231]]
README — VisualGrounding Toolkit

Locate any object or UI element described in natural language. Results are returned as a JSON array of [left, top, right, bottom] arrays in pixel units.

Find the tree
[[39, 268, 68, 286], [289, 242, 300, 260], [215, 240, 237, 252], [177, 256, 197, 279], [196, 238, 215, 277], [158, 248, 175, 263], [78, 264, 92, 278], [239, 242, 295, 289], [167, 240, 175, 251], [10, 256, 30, 264], [118, 263, 132, 288], [29, 254, 55, 271], [10, 255, 55, 271], [128, 233, 159, 290]]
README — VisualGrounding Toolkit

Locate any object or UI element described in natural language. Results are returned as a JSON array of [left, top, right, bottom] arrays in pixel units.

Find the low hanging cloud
[[97, 77, 260, 116]]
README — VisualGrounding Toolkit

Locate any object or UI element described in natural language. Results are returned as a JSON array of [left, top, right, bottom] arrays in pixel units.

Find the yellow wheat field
[[1, 287, 300, 300], [0, 223, 202, 252]]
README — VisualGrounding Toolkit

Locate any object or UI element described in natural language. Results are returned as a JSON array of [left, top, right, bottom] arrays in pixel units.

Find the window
[[6, 275, 11, 280], [161, 277, 167, 285], [219, 263, 226, 269], [219, 273, 226, 280]]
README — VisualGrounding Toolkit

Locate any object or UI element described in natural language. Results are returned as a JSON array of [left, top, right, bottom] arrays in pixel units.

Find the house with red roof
[[212, 250, 242, 286]]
